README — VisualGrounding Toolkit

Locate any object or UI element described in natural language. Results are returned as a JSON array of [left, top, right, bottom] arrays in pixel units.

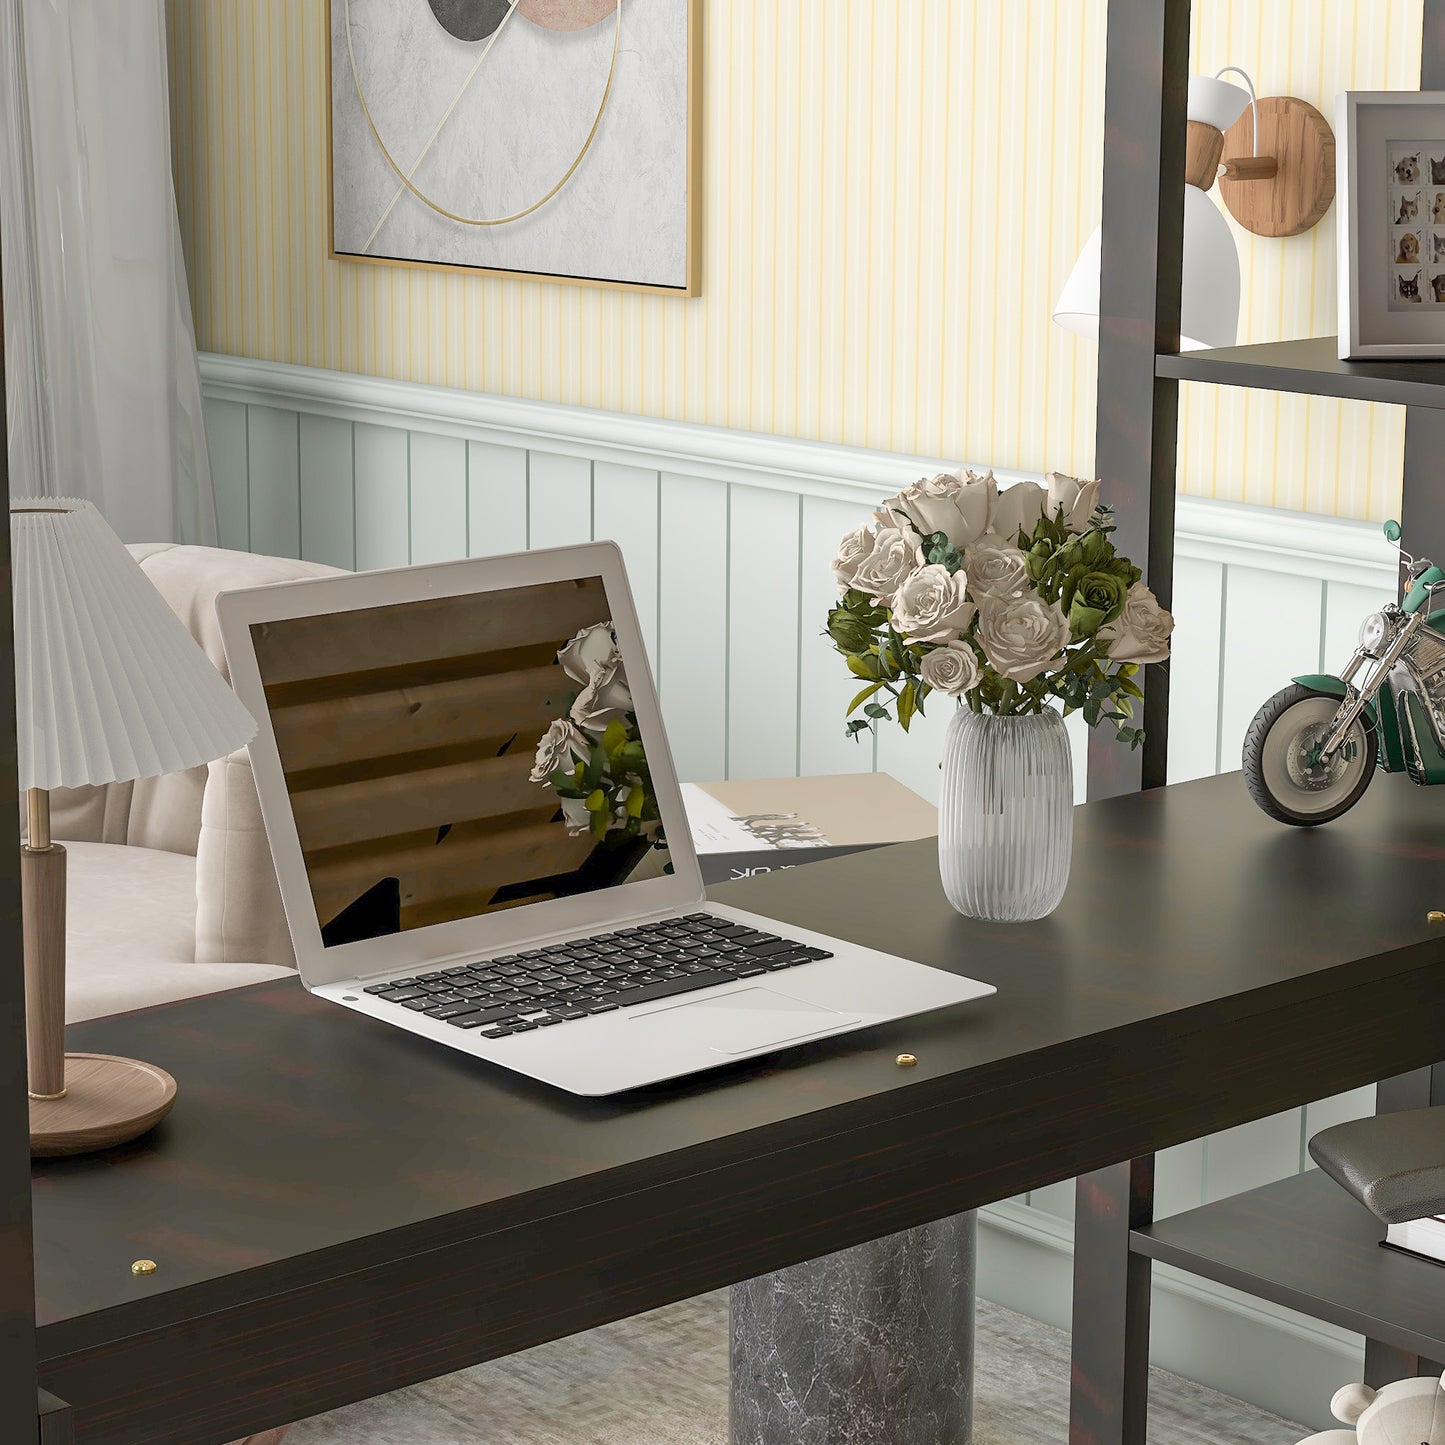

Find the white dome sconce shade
[[1054, 69, 1336, 353]]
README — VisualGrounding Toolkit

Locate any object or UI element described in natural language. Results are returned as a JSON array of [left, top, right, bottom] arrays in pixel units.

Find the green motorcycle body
[[1292, 563, 1445, 785]]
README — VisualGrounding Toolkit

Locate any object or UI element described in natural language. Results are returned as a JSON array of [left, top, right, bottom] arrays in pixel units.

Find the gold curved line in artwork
[[344, 0, 623, 230], [517, 0, 619, 31]]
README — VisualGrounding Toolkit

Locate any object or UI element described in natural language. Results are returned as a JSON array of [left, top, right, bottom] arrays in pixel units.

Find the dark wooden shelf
[[1156, 336, 1445, 408], [1133, 1169, 1445, 1362]]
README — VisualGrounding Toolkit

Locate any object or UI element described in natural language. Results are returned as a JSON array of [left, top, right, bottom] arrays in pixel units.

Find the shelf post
[[1087, 0, 1191, 799], [0, 23, 42, 1432]]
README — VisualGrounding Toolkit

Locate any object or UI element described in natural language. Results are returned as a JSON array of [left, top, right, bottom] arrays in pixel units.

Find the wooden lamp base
[[29, 1053, 178, 1158], [23, 798, 179, 1159]]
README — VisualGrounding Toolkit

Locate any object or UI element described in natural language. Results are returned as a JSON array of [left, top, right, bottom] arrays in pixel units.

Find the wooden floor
[[286, 1293, 1309, 1445]]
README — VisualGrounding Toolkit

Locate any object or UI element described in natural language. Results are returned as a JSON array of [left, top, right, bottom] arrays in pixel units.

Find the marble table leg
[[729, 1210, 976, 1445]]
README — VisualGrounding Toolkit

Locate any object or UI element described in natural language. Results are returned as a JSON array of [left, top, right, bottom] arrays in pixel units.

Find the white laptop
[[216, 541, 993, 1096]]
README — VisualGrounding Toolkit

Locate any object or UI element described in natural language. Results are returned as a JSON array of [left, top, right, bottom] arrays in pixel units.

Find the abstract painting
[[329, 0, 699, 293]]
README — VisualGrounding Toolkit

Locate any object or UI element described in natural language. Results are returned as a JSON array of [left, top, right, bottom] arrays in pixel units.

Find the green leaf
[[847, 681, 885, 715], [897, 680, 917, 733], [864, 702, 892, 721], [626, 785, 646, 818], [845, 719, 872, 741], [603, 719, 629, 755], [847, 653, 882, 680]]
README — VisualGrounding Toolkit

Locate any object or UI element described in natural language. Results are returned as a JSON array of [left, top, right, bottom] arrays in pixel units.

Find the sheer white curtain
[[1, 0, 216, 545]]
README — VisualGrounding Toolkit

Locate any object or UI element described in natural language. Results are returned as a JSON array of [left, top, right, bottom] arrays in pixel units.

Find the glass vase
[[938, 706, 1073, 922]]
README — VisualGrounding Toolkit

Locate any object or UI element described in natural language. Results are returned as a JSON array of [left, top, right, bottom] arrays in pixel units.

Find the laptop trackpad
[[631, 987, 859, 1055]]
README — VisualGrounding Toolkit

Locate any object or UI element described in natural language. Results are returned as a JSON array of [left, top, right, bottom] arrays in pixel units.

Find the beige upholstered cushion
[[46, 545, 343, 975], [61, 842, 292, 1023]]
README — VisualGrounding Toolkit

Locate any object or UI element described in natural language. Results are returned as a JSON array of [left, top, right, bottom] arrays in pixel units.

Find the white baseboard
[[978, 1201, 1362, 1431]]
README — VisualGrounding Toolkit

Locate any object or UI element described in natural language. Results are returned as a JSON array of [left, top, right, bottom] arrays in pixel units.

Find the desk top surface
[[31, 770, 1445, 1344]]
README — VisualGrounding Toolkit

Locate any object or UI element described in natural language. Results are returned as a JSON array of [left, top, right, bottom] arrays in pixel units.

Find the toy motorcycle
[[1244, 520, 1445, 826]]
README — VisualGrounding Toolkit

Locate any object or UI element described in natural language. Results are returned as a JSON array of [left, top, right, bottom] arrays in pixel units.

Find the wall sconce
[[1053, 69, 1336, 351]]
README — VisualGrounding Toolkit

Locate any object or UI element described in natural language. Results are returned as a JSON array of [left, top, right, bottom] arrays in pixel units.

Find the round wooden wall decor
[[1219, 95, 1336, 237]]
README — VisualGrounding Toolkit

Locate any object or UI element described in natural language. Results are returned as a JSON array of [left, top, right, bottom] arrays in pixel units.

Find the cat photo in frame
[[1340, 91, 1445, 356]]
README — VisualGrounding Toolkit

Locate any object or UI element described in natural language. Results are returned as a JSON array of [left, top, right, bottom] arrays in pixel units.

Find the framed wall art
[[1338, 91, 1445, 358], [329, 0, 700, 295]]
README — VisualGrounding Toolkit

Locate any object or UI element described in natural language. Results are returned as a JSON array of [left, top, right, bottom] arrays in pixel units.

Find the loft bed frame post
[[1366, 10, 1445, 1394], [1401, 1, 1445, 572], [1087, 0, 1192, 801], [0, 221, 45, 1439]]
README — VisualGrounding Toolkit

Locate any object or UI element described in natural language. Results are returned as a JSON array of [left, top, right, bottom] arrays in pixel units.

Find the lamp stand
[[23, 788, 176, 1157]]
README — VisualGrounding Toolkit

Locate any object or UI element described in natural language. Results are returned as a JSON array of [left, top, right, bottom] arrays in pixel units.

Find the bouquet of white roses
[[530, 621, 664, 846], [829, 469, 1173, 745]]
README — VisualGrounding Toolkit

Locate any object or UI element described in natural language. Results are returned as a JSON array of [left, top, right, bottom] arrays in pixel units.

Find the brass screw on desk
[[1429, 911, 1445, 924], [896, 1054, 917, 1068], [131, 1259, 157, 1276]]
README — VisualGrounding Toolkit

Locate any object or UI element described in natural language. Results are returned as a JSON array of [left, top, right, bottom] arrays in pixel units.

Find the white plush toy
[[1295, 1373, 1445, 1445]]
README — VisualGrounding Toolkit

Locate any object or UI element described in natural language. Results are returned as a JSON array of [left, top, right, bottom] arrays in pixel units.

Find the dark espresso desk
[[29, 772, 1445, 1445]]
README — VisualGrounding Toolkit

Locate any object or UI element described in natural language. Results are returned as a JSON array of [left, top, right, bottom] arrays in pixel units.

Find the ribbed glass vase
[[938, 706, 1073, 922]]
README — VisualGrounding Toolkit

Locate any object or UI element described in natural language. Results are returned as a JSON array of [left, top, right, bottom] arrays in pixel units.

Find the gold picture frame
[[326, 0, 702, 297]]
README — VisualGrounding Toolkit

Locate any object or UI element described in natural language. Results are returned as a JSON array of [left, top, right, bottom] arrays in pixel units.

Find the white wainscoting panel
[[197, 352, 1402, 1427]]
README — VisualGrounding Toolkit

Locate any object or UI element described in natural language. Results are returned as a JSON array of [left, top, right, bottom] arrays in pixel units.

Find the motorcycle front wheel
[[1242, 684, 1378, 827]]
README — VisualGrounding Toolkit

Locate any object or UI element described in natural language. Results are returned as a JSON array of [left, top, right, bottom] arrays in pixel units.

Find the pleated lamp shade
[[11, 499, 256, 792]]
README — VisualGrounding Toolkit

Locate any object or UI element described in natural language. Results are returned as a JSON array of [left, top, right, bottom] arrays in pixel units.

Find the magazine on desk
[[1385, 1214, 1445, 1266], [682, 773, 936, 886]]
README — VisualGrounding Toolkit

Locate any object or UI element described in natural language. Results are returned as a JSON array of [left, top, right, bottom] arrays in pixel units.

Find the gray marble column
[[730, 1211, 976, 1445]]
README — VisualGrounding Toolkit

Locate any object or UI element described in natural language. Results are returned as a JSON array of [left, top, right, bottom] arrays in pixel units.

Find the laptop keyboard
[[359, 914, 833, 1040]]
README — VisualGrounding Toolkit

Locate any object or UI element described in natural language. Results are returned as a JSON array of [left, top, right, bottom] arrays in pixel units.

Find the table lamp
[[11, 499, 256, 1156]]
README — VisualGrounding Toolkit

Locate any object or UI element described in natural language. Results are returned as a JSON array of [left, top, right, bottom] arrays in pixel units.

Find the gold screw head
[[1429, 911, 1445, 924], [896, 1053, 917, 1068], [130, 1259, 157, 1276]]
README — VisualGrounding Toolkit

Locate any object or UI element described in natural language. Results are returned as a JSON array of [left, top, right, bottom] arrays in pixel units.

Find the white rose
[[919, 640, 981, 697], [852, 527, 918, 606], [876, 468, 996, 549], [833, 523, 876, 591], [571, 652, 634, 731], [558, 619, 634, 731], [1096, 582, 1174, 664], [558, 794, 592, 835], [975, 593, 1070, 683], [1045, 472, 1102, 532], [963, 534, 1030, 603], [891, 564, 977, 644], [531, 717, 590, 783], [991, 480, 1048, 545], [558, 621, 617, 685]]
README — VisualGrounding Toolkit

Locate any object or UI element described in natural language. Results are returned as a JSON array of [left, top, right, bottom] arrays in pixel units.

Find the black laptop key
[[364, 982, 399, 994], [377, 988, 425, 1002], [402, 998, 438, 1011], [743, 940, 798, 959], [609, 971, 735, 1008], [425, 1003, 484, 1020], [446, 1003, 526, 1027]]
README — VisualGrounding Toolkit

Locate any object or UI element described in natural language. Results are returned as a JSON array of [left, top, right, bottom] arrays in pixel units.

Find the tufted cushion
[[61, 841, 292, 1023], [44, 544, 345, 974]]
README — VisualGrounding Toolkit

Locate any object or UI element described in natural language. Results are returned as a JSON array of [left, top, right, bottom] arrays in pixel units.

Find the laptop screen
[[248, 573, 671, 947]]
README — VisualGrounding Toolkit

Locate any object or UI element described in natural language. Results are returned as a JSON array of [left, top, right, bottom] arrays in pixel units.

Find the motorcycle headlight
[[1359, 610, 1390, 655]]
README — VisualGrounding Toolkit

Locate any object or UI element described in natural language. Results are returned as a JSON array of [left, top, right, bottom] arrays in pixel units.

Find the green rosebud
[[828, 606, 875, 653], [1067, 570, 1128, 639], [1079, 528, 1113, 566], [1025, 536, 1058, 583]]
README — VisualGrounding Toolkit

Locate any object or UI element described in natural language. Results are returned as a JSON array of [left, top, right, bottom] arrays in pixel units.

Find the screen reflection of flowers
[[532, 621, 665, 849]]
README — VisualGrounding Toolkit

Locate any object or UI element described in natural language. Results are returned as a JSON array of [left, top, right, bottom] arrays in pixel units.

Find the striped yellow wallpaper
[[166, 0, 1419, 520]]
